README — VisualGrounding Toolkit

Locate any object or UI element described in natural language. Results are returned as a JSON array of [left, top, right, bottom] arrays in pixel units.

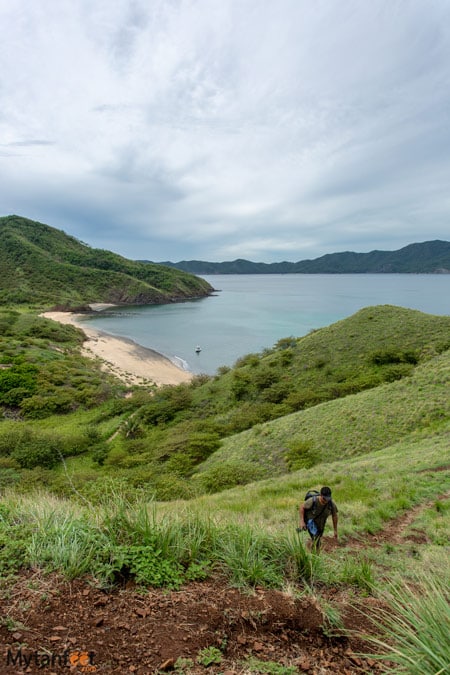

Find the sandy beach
[[41, 311, 193, 387]]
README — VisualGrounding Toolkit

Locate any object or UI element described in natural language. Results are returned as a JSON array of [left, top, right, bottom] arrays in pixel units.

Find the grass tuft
[[360, 566, 450, 674]]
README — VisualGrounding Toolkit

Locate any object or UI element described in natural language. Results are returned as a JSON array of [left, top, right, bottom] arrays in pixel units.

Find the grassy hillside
[[0, 215, 212, 306], [1, 301, 449, 673], [71, 304, 449, 497], [195, 348, 450, 487], [1, 304, 449, 503]]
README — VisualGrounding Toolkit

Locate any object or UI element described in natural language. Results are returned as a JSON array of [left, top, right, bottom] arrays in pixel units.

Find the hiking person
[[298, 486, 338, 551]]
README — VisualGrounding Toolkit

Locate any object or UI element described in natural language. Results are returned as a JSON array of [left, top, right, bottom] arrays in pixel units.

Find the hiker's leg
[[311, 533, 323, 554], [306, 531, 315, 551]]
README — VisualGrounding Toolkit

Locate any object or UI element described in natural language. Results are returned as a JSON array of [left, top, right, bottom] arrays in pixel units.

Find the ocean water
[[79, 274, 450, 375]]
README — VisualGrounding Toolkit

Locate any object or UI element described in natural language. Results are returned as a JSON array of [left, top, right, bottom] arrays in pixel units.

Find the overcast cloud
[[1, 0, 449, 261]]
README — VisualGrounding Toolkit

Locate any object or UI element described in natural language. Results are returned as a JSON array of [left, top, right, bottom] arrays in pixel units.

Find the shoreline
[[41, 310, 193, 387]]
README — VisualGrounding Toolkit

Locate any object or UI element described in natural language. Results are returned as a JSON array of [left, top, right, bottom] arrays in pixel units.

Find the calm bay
[[79, 274, 450, 375]]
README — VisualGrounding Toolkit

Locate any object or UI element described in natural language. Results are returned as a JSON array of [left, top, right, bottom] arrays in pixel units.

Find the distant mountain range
[[155, 240, 450, 274], [0, 215, 213, 306]]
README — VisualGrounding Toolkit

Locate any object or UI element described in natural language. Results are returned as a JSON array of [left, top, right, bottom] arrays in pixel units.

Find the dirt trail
[[334, 490, 449, 552], [0, 572, 382, 675]]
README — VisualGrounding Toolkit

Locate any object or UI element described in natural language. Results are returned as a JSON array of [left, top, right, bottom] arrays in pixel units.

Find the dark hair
[[320, 486, 332, 498]]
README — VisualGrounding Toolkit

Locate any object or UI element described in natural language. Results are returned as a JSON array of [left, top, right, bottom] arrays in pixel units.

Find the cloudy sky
[[1, 0, 449, 262]]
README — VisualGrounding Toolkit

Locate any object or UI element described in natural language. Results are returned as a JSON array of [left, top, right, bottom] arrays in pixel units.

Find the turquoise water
[[80, 274, 450, 375]]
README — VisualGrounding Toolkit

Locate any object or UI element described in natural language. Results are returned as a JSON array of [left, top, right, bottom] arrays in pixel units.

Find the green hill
[[158, 239, 450, 274], [2, 303, 449, 502], [0, 214, 213, 306], [195, 348, 450, 487]]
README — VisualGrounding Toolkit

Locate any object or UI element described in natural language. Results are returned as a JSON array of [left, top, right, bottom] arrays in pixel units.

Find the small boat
[[195, 345, 201, 353]]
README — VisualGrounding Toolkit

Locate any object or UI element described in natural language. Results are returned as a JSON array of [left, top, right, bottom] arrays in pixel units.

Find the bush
[[275, 337, 297, 350], [16, 316, 82, 343], [12, 440, 59, 469], [370, 349, 419, 366], [196, 461, 265, 493], [234, 353, 260, 368], [139, 386, 192, 425], [0, 310, 19, 336], [0, 426, 88, 469], [104, 544, 185, 588], [21, 392, 76, 417], [148, 474, 197, 501], [230, 370, 253, 400], [284, 439, 320, 471], [225, 402, 280, 433], [253, 366, 280, 391], [162, 431, 221, 476], [0, 522, 31, 576], [0, 363, 38, 404], [261, 382, 290, 403], [382, 364, 413, 382]]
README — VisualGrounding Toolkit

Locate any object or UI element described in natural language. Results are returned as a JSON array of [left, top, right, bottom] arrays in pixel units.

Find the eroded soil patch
[[0, 572, 381, 675]]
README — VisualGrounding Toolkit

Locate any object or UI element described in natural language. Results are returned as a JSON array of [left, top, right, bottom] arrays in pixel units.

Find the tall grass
[[0, 491, 334, 589], [361, 567, 450, 674]]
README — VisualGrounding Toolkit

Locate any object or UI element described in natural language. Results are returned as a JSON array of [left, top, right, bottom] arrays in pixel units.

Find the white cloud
[[1, 0, 450, 261]]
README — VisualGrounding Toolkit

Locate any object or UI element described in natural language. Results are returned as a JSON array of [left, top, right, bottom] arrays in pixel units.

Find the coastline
[[41, 310, 193, 387]]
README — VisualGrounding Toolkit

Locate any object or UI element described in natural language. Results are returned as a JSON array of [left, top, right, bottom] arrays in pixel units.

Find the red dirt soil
[[0, 567, 383, 675]]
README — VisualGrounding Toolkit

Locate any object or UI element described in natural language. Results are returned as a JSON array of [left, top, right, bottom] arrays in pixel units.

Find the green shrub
[[0, 363, 38, 404], [0, 310, 19, 336], [370, 349, 419, 366], [275, 337, 297, 350], [253, 366, 279, 391], [0, 467, 21, 491], [16, 316, 81, 343], [0, 520, 31, 577], [105, 544, 185, 588], [149, 474, 197, 501], [159, 430, 221, 476], [91, 442, 110, 466], [230, 370, 253, 400], [234, 353, 260, 368], [382, 363, 413, 382], [197, 461, 265, 493], [20, 392, 76, 417], [283, 388, 320, 411], [225, 402, 278, 433], [12, 441, 59, 469], [1, 426, 88, 469], [284, 440, 320, 471], [261, 382, 290, 403]]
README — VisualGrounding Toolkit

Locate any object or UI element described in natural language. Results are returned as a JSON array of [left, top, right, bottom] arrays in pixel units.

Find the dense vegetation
[[1, 304, 449, 502], [158, 239, 450, 273], [1, 301, 449, 673], [0, 215, 213, 306]]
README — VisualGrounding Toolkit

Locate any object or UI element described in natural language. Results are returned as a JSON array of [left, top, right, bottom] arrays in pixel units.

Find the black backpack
[[304, 489, 320, 502], [304, 489, 332, 518]]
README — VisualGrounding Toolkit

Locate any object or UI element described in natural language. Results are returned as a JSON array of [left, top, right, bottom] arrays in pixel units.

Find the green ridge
[[0, 214, 213, 306]]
